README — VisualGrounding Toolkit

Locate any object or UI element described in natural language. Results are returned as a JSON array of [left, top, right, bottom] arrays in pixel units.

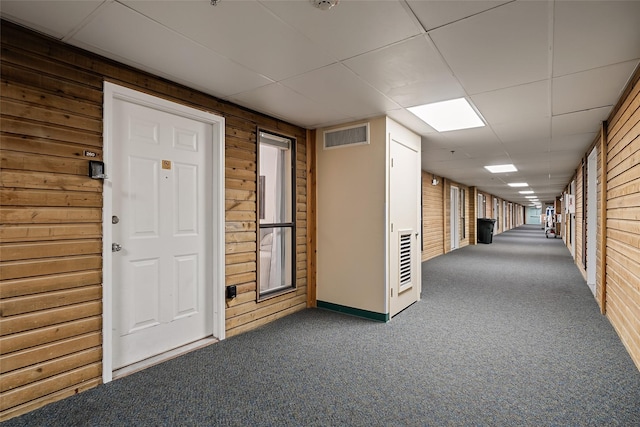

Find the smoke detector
[[313, 0, 339, 11]]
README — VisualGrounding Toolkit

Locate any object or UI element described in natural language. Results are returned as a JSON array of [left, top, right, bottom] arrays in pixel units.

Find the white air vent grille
[[323, 123, 369, 149], [399, 233, 412, 287]]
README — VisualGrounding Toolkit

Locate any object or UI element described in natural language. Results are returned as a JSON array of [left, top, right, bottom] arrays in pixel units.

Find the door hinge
[[391, 158, 394, 167], [391, 288, 393, 297], [391, 223, 394, 232]]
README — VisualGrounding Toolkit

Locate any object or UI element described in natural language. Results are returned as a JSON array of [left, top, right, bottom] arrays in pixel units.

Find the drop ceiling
[[2, 0, 639, 204]]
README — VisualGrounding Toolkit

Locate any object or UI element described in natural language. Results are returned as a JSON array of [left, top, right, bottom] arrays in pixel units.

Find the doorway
[[586, 148, 597, 295], [389, 136, 420, 317], [102, 83, 225, 381], [450, 186, 460, 250]]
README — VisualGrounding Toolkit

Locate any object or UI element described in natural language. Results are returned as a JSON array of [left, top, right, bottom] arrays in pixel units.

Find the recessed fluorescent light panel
[[484, 164, 518, 173], [519, 190, 535, 194], [408, 98, 485, 132], [525, 196, 537, 199], [508, 183, 528, 187]]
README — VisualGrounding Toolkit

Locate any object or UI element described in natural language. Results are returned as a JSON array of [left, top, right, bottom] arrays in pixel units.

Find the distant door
[[570, 180, 576, 257], [586, 148, 597, 295], [389, 137, 420, 317], [450, 186, 460, 250], [111, 97, 215, 369]]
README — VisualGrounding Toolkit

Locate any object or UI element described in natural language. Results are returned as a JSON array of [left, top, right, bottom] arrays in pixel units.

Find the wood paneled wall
[[421, 171, 444, 261], [421, 171, 474, 260], [604, 66, 640, 369], [0, 21, 309, 419]]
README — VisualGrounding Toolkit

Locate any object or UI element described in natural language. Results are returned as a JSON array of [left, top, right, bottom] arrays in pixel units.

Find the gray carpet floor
[[4, 225, 640, 426]]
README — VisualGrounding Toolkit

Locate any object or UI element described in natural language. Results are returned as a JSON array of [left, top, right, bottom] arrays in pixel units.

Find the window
[[257, 131, 295, 299], [460, 189, 466, 238]]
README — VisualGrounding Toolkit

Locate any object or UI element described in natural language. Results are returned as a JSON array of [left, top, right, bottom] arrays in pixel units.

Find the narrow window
[[460, 189, 466, 238], [257, 131, 295, 300]]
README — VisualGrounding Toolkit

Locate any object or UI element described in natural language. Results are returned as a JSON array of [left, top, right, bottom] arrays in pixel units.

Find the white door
[[586, 148, 597, 294], [570, 180, 576, 257], [111, 98, 214, 369], [389, 137, 420, 317], [450, 186, 460, 250]]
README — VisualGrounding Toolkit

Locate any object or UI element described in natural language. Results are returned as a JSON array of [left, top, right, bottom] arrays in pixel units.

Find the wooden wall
[[421, 171, 444, 261], [604, 66, 640, 369], [0, 21, 309, 420]]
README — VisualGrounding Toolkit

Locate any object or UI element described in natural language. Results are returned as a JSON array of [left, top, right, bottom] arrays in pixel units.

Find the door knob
[[112, 243, 123, 252]]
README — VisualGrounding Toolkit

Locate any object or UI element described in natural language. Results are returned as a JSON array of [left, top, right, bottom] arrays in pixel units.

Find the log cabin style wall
[[0, 21, 309, 420], [421, 171, 444, 261], [603, 66, 640, 369]]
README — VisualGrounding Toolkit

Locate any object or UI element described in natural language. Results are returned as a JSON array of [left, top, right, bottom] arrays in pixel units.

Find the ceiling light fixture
[[508, 182, 528, 187], [313, 0, 339, 10], [484, 164, 517, 173], [525, 196, 537, 199], [408, 98, 485, 132], [519, 190, 535, 194]]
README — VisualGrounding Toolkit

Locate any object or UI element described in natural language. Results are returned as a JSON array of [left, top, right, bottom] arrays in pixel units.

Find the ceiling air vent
[[323, 123, 369, 150]]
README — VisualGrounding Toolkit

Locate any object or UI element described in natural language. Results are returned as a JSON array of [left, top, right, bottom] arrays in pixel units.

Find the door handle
[[112, 243, 123, 252]]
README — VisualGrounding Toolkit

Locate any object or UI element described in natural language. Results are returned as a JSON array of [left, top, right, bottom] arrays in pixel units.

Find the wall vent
[[323, 123, 369, 150], [399, 233, 412, 287]]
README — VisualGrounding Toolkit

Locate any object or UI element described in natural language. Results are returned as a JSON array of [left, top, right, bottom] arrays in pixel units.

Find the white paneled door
[[389, 136, 420, 318], [111, 98, 214, 370]]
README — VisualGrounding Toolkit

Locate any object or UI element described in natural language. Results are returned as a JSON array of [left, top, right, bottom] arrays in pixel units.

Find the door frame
[[450, 185, 459, 250], [102, 82, 226, 383], [586, 147, 597, 291]]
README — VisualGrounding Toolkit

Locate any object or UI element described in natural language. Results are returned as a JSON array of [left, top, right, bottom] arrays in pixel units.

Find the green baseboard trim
[[317, 301, 389, 322]]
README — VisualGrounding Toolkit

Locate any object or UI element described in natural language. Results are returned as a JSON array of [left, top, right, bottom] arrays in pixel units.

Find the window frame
[[256, 129, 297, 301]]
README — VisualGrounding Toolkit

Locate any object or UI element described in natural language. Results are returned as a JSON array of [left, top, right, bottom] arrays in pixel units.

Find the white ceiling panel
[[552, 106, 611, 138], [550, 134, 597, 154], [281, 64, 400, 118], [430, 0, 550, 94], [553, 0, 640, 77], [552, 60, 639, 115], [407, 0, 510, 31], [491, 116, 552, 144], [343, 35, 465, 107], [122, 0, 335, 81], [0, 0, 104, 39], [228, 83, 352, 129], [472, 80, 550, 125], [70, 2, 272, 98], [260, 0, 420, 61]]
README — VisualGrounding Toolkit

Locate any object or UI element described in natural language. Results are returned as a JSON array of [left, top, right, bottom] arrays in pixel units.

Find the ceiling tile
[[70, 2, 272, 99], [552, 60, 639, 115], [472, 80, 550, 125], [228, 83, 352, 129], [491, 116, 551, 144], [552, 107, 611, 138], [260, 0, 420, 61], [0, 0, 103, 39], [281, 64, 400, 118], [549, 134, 597, 154], [407, 0, 510, 31], [122, 0, 335, 81], [553, 0, 640, 77], [344, 35, 465, 107], [430, 1, 549, 94]]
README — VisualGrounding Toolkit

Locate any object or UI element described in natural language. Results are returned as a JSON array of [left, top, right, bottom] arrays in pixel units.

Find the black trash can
[[477, 218, 496, 244]]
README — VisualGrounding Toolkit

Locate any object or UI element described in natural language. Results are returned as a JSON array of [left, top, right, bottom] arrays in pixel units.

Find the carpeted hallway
[[5, 225, 640, 426]]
